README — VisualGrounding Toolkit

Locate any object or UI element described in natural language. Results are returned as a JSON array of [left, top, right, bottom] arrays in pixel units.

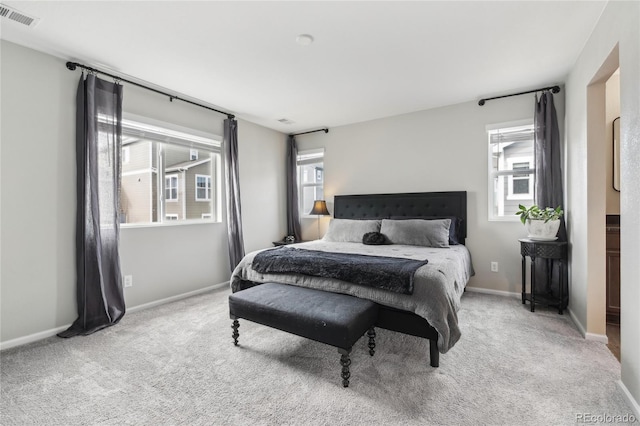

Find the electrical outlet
[[490, 262, 499, 272], [124, 275, 133, 288]]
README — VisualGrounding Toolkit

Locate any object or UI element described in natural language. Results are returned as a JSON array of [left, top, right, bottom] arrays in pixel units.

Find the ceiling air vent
[[0, 4, 40, 28], [278, 118, 295, 125]]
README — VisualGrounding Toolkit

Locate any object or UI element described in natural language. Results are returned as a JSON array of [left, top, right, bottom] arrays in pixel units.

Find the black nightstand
[[519, 238, 568, 314]]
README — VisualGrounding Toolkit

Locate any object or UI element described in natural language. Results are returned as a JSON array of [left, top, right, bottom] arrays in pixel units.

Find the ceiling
[[1, 1, 606, 134]]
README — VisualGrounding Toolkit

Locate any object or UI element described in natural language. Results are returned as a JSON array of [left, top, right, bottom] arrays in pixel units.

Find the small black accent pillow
[[362, 232, 389, 245]]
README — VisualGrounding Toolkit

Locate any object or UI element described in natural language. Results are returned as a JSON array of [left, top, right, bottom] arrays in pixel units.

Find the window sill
[[121, 219, 220, 229], [488, 216, 521, 222]]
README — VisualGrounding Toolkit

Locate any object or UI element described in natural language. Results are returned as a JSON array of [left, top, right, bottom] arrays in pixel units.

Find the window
[[195, 175, 211, 201], [165, 175, 178, 201], [488, 123, 535, 220], [122, 146, 130, 164], [297, 149, 324, 216], [119, 114, 221, 225], [507, 158, 533, 199]]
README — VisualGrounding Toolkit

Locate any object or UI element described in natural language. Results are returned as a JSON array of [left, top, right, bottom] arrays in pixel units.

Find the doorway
[[585, 45, 620, 362], [605, 69, 621, 361]]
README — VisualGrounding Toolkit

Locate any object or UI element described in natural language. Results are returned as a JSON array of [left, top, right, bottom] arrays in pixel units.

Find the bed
[[230, 191, 473, 367]]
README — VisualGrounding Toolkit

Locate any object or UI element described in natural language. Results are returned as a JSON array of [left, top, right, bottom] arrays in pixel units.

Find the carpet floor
[[0, 288, 632, 425]]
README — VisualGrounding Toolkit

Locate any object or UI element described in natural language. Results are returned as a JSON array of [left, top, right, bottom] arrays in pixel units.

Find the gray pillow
[[380, 219, 451, 248], [323, 219, 382, 243]]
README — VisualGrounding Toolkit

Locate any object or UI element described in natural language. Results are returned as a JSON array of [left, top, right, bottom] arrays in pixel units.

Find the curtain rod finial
[[478, 99, 486, 106], [552, 86, 561, 93], [66, 62, 77, 71]]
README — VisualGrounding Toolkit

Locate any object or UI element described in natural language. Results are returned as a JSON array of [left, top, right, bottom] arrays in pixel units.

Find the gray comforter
[[230, 240, 474, 353]]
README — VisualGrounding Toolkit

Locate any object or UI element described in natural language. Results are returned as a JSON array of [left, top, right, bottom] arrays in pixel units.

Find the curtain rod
[[478, 85, 561, 106], [290, 128, 329, 137], [65, 61, 235, 119]]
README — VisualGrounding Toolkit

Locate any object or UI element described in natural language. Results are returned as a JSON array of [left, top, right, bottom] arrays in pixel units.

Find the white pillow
[[323, 219, 381, 243], [380, 219, 451, 248]]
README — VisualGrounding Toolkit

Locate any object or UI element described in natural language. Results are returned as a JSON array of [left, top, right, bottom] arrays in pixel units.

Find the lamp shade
[[309, 200, 330, 216]]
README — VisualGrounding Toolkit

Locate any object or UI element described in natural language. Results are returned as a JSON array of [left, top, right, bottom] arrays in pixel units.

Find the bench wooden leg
[[429, 338, 439, 368], [338, 348, 351, 387], [231, 318, 240, 346], [367, 327, 376, 356]]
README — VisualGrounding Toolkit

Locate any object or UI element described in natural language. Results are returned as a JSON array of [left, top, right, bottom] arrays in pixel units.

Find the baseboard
[[617, 380, 640, 419], [0, 281, 229, 352], [566, 307, 609, 343], [464, 286, 520, 298], [0, 325, 72, 351], [127, 281, 228, 314]]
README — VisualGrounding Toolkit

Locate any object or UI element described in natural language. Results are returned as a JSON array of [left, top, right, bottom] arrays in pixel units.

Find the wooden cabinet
[[606, 218, 620, 324]]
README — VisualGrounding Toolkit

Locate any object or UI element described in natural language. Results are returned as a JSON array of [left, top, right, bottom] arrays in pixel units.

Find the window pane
[[120, 118, 219, 224], [513, 178, 529, 194], [300, 163, 321, 184], [302, 186, 316, 215], [488, 124, 535, 220], [297, 150, 325, 217]]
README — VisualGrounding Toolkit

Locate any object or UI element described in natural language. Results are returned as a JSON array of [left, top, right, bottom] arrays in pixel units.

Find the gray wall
[[296, 94, 564, 294], [0, 40, 287, 344]]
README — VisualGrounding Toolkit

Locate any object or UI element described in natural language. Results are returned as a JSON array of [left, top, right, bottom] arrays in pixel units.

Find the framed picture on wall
[[613, 117, 620, 192]]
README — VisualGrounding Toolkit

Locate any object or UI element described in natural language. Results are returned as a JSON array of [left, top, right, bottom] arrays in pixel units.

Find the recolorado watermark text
[[576, 413, 637, 424]]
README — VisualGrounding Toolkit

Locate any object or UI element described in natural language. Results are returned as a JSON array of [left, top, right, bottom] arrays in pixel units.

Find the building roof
[[165, 158, 211, 173]]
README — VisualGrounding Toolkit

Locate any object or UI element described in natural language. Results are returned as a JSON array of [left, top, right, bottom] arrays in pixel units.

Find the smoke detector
[[278, 118, 295, 125], [0, 4, 40, 28]]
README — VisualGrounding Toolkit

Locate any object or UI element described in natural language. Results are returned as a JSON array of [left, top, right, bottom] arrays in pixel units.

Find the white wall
[[0, 41, 287, 344], [565, 0, 640, 411], [296, 93, 564, 293]]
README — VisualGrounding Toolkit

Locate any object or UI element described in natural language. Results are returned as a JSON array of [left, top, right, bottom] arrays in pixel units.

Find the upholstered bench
[[228, 282, 379, 387]]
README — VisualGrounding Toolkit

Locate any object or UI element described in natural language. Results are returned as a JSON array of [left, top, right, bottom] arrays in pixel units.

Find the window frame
[[487, 120, 535, 222], [119, 113, 222, 227], [195, 174, 212, 201], [297, 148, 325, 218], [165, 174, 179, 202]]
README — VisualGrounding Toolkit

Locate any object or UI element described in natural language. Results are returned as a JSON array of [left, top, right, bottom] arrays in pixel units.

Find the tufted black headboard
[[333, 191, 467, 244]]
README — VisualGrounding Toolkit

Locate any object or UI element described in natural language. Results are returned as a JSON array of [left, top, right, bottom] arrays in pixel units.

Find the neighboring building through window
[[122, 146, 130, 164], [119, 114, 221, 225], [297, 148, 325, 216], [488, 122, 535, 220]]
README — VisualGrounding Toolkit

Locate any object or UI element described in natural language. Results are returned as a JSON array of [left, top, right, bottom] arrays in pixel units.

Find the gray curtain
[[224, 118, 245, 271], [534, 91, 567, 304], [286, 135, 302, 241], [59, 74, 125, 337]]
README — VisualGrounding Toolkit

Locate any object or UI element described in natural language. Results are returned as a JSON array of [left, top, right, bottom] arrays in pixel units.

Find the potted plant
[[515, 204, 564, 241]]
